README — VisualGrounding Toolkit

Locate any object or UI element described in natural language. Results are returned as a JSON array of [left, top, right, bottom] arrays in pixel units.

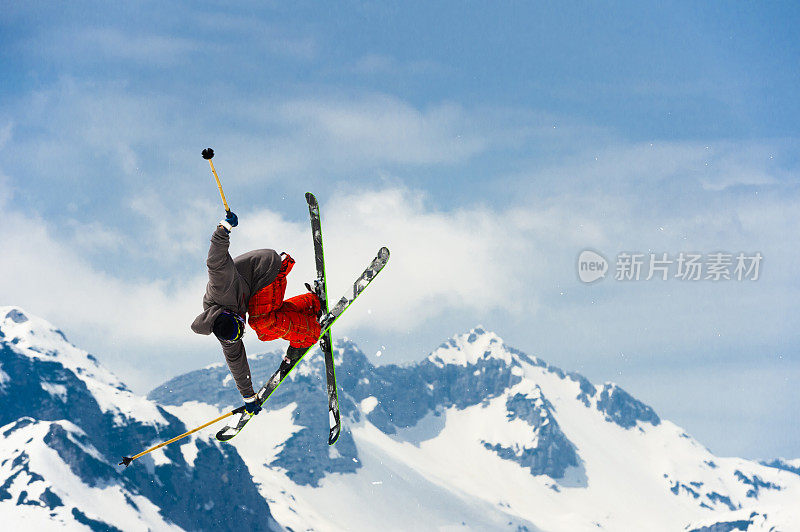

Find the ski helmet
[[212, 310, 245, 343]]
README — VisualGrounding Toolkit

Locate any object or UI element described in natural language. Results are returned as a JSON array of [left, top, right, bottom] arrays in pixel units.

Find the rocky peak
[[427, 326, 515, 368]]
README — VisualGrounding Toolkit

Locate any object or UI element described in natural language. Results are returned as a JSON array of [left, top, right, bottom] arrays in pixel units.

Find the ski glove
[[219, 210, 238, 232], [225, 210, 238, 227], [243, 394, 261, 416]]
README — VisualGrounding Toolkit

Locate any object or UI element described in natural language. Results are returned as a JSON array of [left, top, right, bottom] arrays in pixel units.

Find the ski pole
[[119, 405, 245, 467], [201, 147, 230, 213]]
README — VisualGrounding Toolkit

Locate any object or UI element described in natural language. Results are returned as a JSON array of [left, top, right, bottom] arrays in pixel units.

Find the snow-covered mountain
[[2, 306, 799, 531], [0, 307, 277, 531]]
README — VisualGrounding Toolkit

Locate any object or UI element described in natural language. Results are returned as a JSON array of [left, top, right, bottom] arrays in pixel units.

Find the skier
[[191, 211, 322, 416]]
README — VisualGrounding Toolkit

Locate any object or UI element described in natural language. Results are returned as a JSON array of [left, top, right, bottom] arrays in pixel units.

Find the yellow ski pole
[[201, 147, 230, 212], [119, 405, 245, 467]]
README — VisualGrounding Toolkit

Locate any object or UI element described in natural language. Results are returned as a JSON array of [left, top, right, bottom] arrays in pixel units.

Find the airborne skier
[[118, 151, 389, 466], [190, 210, 323, 416]]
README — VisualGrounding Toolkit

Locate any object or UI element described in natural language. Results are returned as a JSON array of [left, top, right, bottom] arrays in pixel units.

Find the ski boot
[[305, 279, 331, 328], [279, 345, 306, 380]]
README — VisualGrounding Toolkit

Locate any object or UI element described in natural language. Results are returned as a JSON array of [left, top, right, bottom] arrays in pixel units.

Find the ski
[[305, 192, 340, 445], [215, 245, 390, 442]]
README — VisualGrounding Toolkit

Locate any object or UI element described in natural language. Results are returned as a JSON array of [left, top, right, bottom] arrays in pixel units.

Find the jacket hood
[[191, 305, 225, 335]]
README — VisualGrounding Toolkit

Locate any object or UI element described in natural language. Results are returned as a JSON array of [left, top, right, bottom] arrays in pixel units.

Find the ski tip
[[379, 247, 390, 258], [305, 192, 316, 203], [119, 456, 133, 467], [215, 429, 234, 443], [328, 413, 341, 446]]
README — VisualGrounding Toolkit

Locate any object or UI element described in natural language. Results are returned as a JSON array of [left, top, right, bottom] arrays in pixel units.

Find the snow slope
[[0, 417, 181, 531], [0, 306, 166, 426], [0, 306, 277, 531]]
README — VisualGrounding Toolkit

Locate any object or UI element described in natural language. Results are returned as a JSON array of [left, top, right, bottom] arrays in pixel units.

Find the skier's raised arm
[[205, 213, 238, 299], [191, 211, 259, 408]]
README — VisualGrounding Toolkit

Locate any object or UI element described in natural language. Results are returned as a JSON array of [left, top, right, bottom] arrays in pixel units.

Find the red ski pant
[[247, 254, 321, 348]]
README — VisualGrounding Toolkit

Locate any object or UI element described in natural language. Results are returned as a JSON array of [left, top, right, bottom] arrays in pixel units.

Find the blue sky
[[1, 2, 799, 459]]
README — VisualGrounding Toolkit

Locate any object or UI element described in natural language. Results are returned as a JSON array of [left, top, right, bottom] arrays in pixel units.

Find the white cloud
[[0, 205, 203, 344], [0, 183, 542, 386], [2, 138, 799, 397], [186, 187, 541, 334], [697, 143, 782, 191], [127, 192, 218, 263], [66, 220, 125, 253], [0, 187, 215, 388], [3, 80, 500, 203], [264, 35, 317, 61], [3, 72, 799, 399], [50, 28, 200, 67], [521, 139, 793, 196], [273, 95, 488, 167], [353, 54, 396, 73], [309, 188, 538, 330], [352, 54, 442, 77], [181, 11, 319, 61]]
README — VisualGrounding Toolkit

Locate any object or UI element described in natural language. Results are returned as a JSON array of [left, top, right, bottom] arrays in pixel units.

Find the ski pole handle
[[202, 147, 231, 213]]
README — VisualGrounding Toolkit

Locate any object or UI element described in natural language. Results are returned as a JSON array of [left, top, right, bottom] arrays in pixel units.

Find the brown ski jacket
[[191, 225, 281, 397]]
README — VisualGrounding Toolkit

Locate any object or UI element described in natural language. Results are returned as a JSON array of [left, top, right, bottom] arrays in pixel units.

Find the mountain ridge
[[0, 306, 279, 531], [150, 324, 800, 531]]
